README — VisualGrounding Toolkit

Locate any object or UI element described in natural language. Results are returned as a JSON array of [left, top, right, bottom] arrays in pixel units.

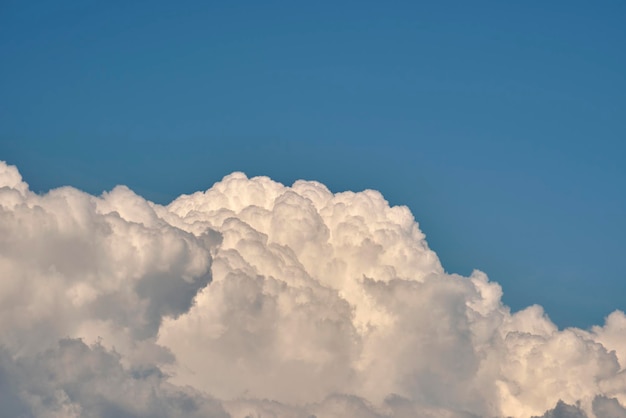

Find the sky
[[1, 4, 626, 415], [1, 0, 625, 331]]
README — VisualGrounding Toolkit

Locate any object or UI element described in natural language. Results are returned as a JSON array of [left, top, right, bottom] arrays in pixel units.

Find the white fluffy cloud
[[0, 161, 624, 418]]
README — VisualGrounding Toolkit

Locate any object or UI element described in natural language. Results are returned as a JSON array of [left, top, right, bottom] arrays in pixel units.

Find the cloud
[[0, 161, 625, 417]]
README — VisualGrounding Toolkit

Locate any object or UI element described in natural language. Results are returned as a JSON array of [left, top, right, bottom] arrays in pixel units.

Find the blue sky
[[1, 1, 624, 329]]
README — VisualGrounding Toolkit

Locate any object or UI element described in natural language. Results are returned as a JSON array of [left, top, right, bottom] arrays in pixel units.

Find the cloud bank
[[0, 161, 624, 418]]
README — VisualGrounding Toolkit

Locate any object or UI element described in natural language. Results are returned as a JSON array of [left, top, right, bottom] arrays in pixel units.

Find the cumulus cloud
[[0, 160, 624, 418]]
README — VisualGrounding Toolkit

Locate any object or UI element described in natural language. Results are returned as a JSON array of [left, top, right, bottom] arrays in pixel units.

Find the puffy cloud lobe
[[0, 163, 213, 362], [1, 161, 625, 418]]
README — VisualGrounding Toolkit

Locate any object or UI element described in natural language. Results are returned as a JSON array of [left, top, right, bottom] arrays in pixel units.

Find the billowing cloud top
[[0, 161, 624, 418]]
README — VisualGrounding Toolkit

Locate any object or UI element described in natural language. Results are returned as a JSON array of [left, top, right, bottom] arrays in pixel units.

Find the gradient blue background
[[1, 1, 625, 329]]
